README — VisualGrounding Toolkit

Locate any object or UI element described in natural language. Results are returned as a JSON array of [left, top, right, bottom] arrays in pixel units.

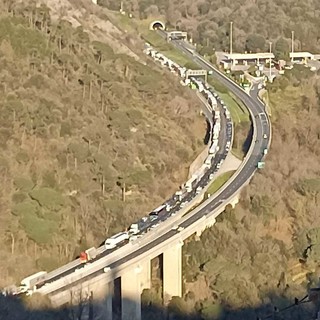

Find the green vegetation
[[100, 0, 320, 58], [143, 31, 198, 69], [206, 171, 235, 196], [3, 0, 320, 319], [208, 77, 250, 159], [0, 0, 206, 287]]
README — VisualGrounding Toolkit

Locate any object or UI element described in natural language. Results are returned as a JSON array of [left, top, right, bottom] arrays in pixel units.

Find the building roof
[[289, 52, 314, 59], [223, 52, 275, 60]]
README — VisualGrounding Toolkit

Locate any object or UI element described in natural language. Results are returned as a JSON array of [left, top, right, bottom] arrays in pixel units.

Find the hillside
[[100, 0, 320, 54], [161, 70, 320, 319], [0, 0, 206, 287]]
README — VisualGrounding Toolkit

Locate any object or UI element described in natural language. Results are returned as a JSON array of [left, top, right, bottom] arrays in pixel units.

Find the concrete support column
[[96, 281, 113, 320], [106, 281, 113, 320], [121, 266, 142, 320], [163, 242, 183, 303], [229, 195, 239, 208], [139, 260, 151, 292]]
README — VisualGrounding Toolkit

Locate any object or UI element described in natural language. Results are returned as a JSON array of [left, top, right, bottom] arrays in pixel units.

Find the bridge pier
[[229, 195, 239, 208], [139, 260, 151, 292], [163, 241, 183, 303], [96, 281, 113, 320], [121, 266, 142, 320], [106, 282, 113, 320]]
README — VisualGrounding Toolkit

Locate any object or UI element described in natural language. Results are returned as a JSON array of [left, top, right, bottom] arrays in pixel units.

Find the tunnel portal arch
[[150, 21, 165, 30]]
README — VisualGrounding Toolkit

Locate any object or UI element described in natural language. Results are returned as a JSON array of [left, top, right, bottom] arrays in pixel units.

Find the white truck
[[185, 176, 197, 192], [205, 154, 214, 167], [105, 232, 129, 250], [209, 139, 219, 154], [19, 271, 47, 294], [129, 217, 149, 235]]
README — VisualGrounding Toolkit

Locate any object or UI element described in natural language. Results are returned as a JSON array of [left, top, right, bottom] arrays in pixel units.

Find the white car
[[263, 133, 267, 139]]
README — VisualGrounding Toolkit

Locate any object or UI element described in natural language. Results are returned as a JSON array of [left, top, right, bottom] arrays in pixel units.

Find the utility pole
[[122, 182, 126, 202], [291, 30, 294, 62], [230, 21, 233, 54], [269, 41, 272, 82]]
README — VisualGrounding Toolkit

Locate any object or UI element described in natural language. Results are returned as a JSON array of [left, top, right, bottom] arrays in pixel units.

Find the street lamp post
[[230, 21, 233, 54], [269, 41, 272, 82], [291, 30, 294, 62]]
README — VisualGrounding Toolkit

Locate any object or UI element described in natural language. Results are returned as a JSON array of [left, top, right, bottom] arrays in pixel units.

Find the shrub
[[36, 256, 60, 271], [13, 177, 35, 191], [127, 108, 143, 125], [20, 211, 59, 243], [103, 199, 124, 216], [12, 200, 38, 217], [12, 192, 28, 204], [41, 171, 57, 188], [127, 169, 152, 188], [16, 151, 29, 164], [60, 121, 72, 137], [68, 142, 90, 162], [29, 187, 64, 210], [175, 147, 190, 160], [23, 74, 47, 89]]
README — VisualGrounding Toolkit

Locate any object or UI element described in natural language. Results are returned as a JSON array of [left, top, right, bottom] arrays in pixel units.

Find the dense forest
[[100, 0, 320, 54], [0, 0, 205, 288]]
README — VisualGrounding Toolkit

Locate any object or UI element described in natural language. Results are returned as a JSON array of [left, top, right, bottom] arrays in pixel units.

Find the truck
[[210, 140, 219, 154], [79, 247, 98, 263], [205, 154, 214, 167], [212, 127, 220, 140], [150, 204, 167, 216], [185, 176, 197, 192], [129, 217, 149, 235], [19, 271, 47, 294], [105, 232, 129, 250]]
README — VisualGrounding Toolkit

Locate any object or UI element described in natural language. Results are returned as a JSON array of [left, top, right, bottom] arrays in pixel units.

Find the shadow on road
[[203, 119, 212, 146], [242, 120, 253, 155]]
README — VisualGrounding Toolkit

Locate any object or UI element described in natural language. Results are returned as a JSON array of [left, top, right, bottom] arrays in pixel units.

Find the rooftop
[[289, 52, 314, 59], [223, 52, 275, 60]]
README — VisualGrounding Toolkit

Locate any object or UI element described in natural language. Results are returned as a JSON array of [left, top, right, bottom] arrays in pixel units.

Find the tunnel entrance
[[150, 21, 165, 30]]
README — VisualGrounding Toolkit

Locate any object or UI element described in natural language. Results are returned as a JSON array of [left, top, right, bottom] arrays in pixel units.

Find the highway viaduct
[[34, 34, 271, 320]]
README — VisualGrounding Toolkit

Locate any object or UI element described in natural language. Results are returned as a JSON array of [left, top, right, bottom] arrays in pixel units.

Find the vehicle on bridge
[[105, 232, 129, 250], [79, 247, 98, 263], [19, 271, 47, 295]]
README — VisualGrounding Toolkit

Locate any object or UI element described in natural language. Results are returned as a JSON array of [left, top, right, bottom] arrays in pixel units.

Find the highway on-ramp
[[37, 37, 271, 299]]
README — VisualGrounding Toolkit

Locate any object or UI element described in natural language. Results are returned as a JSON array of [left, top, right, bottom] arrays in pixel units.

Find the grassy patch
[[208, 77, 249, 124], [206, 171, 236, 196], [208, 77, 250, 159], [142, 31, 198, 69]]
